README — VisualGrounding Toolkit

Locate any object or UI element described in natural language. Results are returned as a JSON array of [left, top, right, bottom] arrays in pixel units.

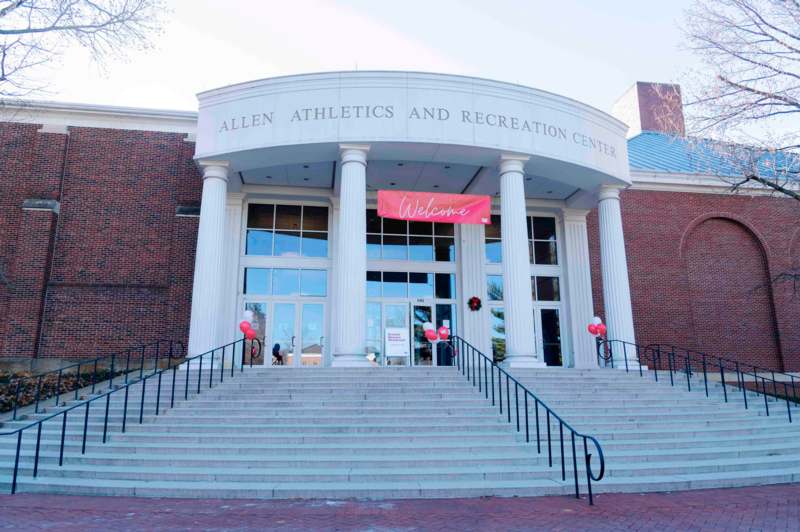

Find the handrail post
[[139, 346, 145, 380], [11, 432, 22, 494], [33, 422, 43, 478], [56, 369, 63, 407], [109, 354, 115, 390], [91, 358, 99, 394], [75, 363, 81, 400], [684, 354, 691, 392], [34, 375, 43, 414], [719, 360, 727, 402], [154, 342, 161, 376], [702, 355, 708, 397], [209, 349, 215, 388]]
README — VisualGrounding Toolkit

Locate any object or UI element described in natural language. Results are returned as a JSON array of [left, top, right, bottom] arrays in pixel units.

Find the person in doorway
[[272, 343, 283, 365]]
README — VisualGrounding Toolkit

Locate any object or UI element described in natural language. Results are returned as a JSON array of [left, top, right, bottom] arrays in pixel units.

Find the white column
[[332, 144, 370, 367], [499, 155, 544, 368], [458, 224, 490, 355], [220, 193, 244, 353], [597, 185, 637, 366], [188, 161, 229, 356], [562, 209, 598, 368]]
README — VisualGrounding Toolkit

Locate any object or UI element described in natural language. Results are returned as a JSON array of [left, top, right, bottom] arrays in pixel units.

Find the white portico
[[187, 71, 636, 369]]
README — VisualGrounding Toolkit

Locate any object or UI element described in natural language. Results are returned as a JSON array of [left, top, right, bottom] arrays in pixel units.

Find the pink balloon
[[239, 320, 251, 333], [424, 329, 438, 341], [597, 324, 607, 336], [587, 324, 599, 336], [437, 326, 450, 340], [245, 328, 257, 340]]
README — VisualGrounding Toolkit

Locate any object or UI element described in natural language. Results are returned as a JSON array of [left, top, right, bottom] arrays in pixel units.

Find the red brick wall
[[589, 189, 800, 371], [0, 122, 200, 360]]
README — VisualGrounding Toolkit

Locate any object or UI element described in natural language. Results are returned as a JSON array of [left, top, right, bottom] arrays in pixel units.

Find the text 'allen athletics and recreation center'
[[216, 104, 618, 159]]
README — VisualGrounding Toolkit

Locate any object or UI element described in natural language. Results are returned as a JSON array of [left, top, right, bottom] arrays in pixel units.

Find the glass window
[[366, 234, 381, 259], [275, 204, 301, 230], [366, 271, 381, 297], [435, 273, 455, 299], [246, 230, 273, 255], [302, 206, 328, 231], [434, 237, 455, 262], [247, 204, 329, 258], [366, 302, 382, 365], [535, 276, 560, 301], [409, 236, 434, 261], [272, 268, 299, 296], [435, 222, 454, 237], [382, 235, 408, 260], [541, 309, 562, 366], [409, 272, 434, 298], [247, 204, 274, 229], [382, 271, 408, 298], [366, 209, 382, 233], [487, 275, 503, 301], [485, 214, 558, 265], [244, 268, 270, 295], [383, 217, 406, 235], [274, 231, 301, 256], [300, 270, 327, 296], [409, 220, 433, 235], [533, 241, 558, 265], [301, 232, 328, 258], [485, 215, 501, 238], [532, 217, 557, 241], [490, 307, 506, 363]]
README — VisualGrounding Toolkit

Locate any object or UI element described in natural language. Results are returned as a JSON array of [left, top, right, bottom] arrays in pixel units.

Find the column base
[[502, 354, 547, 369], [331, 353, 371, 367]]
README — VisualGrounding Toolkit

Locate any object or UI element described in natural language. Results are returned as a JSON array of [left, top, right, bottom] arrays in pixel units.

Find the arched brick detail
[[682, 216, 783, 369]]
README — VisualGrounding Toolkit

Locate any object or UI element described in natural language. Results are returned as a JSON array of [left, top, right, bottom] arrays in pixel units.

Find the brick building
[[0, 73, 797, 371]]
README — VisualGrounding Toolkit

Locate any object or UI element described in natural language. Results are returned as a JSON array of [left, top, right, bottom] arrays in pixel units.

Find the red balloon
[[587, 324, 599, 336], [244, 328, 257, 340], [239, 320, 251, 333], [438, 326, 450, 340], [424, 329, 438, 341], [597, 324, 607, 336]]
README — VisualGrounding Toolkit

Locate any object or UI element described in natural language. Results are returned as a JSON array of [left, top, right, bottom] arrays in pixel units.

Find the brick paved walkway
[[1, 484, 798, 531]]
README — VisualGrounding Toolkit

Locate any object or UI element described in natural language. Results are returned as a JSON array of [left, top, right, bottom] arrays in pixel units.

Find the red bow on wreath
[[468, 296, 482, 311]]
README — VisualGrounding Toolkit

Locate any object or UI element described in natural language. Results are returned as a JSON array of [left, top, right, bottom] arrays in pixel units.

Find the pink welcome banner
[[377, 190, 491, 225]]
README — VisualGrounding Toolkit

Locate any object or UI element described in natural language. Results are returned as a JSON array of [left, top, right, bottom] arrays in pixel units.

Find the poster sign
[[378, 190, 491, 225], [385, 327, 410, 357]]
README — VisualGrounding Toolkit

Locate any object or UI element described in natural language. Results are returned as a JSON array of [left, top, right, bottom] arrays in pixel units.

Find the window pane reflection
[[244, 268, 270, 295], [300, 270, 327, 296], [382, 271, 408, 297], [409, 272, 433, 298], [487, 275, 503, 301], [246, 230, 273, 255], [274, 231, 301, 256], [301, 232, 328, 257], [272, 269, 299, 296]]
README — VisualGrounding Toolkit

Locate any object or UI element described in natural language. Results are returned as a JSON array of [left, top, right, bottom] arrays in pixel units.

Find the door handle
[[319, 336, 324, 349], [291, 335, 296, 348]]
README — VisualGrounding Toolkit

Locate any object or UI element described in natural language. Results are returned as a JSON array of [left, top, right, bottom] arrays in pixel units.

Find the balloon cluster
[[587, 316, 607, 337], [239, 310, 258, 341], [422, 322, 450, 342]]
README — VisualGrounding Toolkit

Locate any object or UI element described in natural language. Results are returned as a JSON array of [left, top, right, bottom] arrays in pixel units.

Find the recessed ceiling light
[[303, 164, 309, 169], [390, 182, 396, 186], [433, 185, 439, 188], [397, 162, 404, 167], [525, 177, 532, 181], [546, 190, 553, 194], [303, 178, 310, 181], [444, 165, 451, 169], [266, 176, 272, 179]]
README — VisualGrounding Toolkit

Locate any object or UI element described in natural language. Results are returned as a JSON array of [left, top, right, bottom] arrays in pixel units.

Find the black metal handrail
[[2, 339, 185, 421], [444, 335, 605, 505], [597, 339, 798, 422], [1, 337, 261, 494]]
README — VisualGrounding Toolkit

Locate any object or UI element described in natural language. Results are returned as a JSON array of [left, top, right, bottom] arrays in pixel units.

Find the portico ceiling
[[238, 159, 579, 200]]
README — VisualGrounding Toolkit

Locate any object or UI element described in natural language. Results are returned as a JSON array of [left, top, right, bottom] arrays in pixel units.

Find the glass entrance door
[[384, 303, 410, 366], [412, 303, 434, 366], [245, 300, 326, 367]]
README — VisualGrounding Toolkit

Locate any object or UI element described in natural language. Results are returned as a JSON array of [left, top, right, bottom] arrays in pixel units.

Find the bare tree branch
[[0, 0, 164, 98]]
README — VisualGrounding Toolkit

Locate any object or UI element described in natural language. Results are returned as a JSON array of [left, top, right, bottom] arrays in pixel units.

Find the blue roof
[[627, 131, 799, 180]]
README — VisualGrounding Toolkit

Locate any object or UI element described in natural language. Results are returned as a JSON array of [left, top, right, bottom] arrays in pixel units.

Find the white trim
[[1, 100, 197, 134], [630, 170, 800, 196]]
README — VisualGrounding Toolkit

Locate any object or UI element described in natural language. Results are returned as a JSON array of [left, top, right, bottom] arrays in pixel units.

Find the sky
[[34, 0, 698, 114]]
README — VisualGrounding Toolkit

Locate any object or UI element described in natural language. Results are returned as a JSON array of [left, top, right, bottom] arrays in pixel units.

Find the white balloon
[[591, 316, 602, 325], [423, 321, 435, 331], [243, 310, 254, 322]]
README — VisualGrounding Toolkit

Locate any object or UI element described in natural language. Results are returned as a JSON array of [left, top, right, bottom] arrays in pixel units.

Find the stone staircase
[[1, 365, 799, 499], [511, 368, 800, 493]]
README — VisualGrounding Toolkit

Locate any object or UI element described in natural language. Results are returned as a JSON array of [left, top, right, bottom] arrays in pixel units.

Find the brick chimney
[[611, 81, 686, 138]]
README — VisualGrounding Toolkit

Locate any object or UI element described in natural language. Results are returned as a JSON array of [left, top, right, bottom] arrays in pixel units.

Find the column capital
[[339, 144, 370, 166], [198, 160, 230, 181], [598, 184, 624, 202], [498, 153, 530, 175], [561, 207, 591, 223]]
